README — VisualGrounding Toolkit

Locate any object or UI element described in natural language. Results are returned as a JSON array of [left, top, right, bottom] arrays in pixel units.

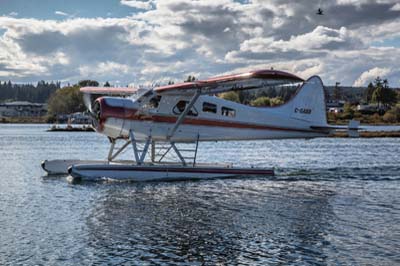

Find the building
[[357, 103, 388, 114], [328, 107, 344, 113], [0, 101, 47, 117]]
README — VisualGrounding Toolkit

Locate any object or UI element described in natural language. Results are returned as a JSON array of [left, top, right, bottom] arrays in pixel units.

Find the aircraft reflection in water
[[85, 181, 335, 264]]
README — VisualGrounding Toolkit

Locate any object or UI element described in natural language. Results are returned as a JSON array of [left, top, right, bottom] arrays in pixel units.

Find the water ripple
[[0, 124, 400, 265]]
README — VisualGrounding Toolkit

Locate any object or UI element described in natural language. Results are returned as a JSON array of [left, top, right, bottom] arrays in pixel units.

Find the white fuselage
[[98, 93, 329, 142]]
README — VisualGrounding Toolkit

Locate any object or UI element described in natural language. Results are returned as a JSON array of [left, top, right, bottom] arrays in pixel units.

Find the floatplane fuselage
[[42, 70, 358, 181], [92, 76, 331, 142]]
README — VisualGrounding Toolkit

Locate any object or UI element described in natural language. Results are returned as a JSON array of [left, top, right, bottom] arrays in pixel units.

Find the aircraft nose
[[90, 98, 103, 130], [92, 99, 101, 120]]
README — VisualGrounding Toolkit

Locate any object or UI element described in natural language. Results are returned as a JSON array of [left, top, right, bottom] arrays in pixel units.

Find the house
[[357, 103, 388, 114], [326, 100, 345, 112], [0, 101, 47, 117], [328, 107, 344, 113]]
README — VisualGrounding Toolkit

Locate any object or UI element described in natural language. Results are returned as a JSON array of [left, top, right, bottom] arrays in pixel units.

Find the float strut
[[130, 130, 141, 164]]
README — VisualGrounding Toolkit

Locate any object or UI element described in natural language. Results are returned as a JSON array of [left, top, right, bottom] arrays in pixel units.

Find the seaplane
[[42, 69, 358, 181]]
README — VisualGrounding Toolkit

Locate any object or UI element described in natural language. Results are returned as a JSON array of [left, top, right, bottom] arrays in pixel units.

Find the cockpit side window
[[203, 102, 217, 113], [148, 95, 162, 109], [221, 106, 236, 117], [173, 100, 198, 116]]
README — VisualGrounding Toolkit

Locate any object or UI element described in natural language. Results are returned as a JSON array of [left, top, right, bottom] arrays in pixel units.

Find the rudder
[[275, 76, 327, 126]]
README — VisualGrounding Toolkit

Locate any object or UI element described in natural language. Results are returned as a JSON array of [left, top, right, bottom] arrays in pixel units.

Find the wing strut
[[167, 88, 201, 140], [171, 142, 187, 166]]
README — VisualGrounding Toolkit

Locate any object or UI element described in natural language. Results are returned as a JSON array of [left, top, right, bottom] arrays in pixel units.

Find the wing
[[154, 69, 304, 95], [80, 87, 138, 96]]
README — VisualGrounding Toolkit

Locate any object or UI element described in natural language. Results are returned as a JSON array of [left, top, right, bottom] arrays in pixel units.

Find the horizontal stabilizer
[[311, 120, 361, 137]]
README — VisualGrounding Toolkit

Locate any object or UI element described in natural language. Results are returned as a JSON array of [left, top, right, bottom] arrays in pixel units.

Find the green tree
[[251, 96, 283, 107], [219, 91, 240, 103], [184, 75, 196, 82], [382, 88, 397, 107], [47, 85, 85, 116], [372, 86, 383, 108], [270, 97, 284, 106], [371, 77, 397, 108], [0, 80, 59, 103], [374, 76, 383, 87], [278, 86, 296, 101], [251, 96, 270, 107], [104, 81, 111, 87], [78, 80, 99, 87], [333, 82, 341, 101], [343, 102, 355, 119], [364, 82, 375, 103], [238, 90, 251, 104]]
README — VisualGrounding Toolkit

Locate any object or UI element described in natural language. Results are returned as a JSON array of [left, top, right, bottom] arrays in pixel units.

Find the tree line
[[328, 77, 400, 124], [1, 76, 398, 121], [0, 80, 61, 103], [364, 77, 397, 107]]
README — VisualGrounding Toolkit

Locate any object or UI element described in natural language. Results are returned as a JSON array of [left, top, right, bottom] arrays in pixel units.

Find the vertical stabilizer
[[276, 76, 327, 127]]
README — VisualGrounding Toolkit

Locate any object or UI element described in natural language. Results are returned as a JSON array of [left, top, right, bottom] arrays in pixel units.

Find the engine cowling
[[91, 97, 138, 139]]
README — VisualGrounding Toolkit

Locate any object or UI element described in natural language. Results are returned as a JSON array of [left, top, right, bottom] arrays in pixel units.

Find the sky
[[0, 0, 400, 87]]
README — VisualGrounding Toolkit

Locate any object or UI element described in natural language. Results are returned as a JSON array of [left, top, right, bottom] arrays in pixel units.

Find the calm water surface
[[0, 124, 399, 265]]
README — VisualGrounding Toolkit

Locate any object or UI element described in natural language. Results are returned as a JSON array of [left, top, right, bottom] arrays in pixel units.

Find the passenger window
[[221, 106, 236, 117], [203, 102, 217, 113], [173, 100, 198, 116], [148, 95, 162, 108]]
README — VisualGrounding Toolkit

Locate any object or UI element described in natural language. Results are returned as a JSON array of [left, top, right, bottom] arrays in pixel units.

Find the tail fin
[[275, 76, 327, 126]]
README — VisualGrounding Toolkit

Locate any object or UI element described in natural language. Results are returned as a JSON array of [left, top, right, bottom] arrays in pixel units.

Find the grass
[[327, 112, 399, 125], [332, 131, 400, 138], [0, 116, 48, 123]]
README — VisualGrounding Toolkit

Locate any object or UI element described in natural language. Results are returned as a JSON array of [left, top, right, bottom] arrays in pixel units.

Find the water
[[0, 124, 399, 265], [361, 125, 400, 132]]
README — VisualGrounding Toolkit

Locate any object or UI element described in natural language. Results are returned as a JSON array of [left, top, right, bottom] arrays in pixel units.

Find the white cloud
[[337, 0, 398, 5], [55, 11, 69, 16], [353, 67, 391, 86], [79, 61, 131, 77], [8, 12, 18, 17], [236, 26, 358, 54], [120, 0, 153, 10], [0, 0, 400, 86], [390, 3, 400, 11]]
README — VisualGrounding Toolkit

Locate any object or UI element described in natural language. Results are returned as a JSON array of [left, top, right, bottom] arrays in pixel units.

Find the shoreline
[[2, 118, 400, 126], [1, 117, 48, 123], [332, 131, 400, 138], [1, 122, 400, 137]]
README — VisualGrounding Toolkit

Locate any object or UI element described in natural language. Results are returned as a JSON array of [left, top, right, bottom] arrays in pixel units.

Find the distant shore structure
[[0, 101, 47, 117]]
